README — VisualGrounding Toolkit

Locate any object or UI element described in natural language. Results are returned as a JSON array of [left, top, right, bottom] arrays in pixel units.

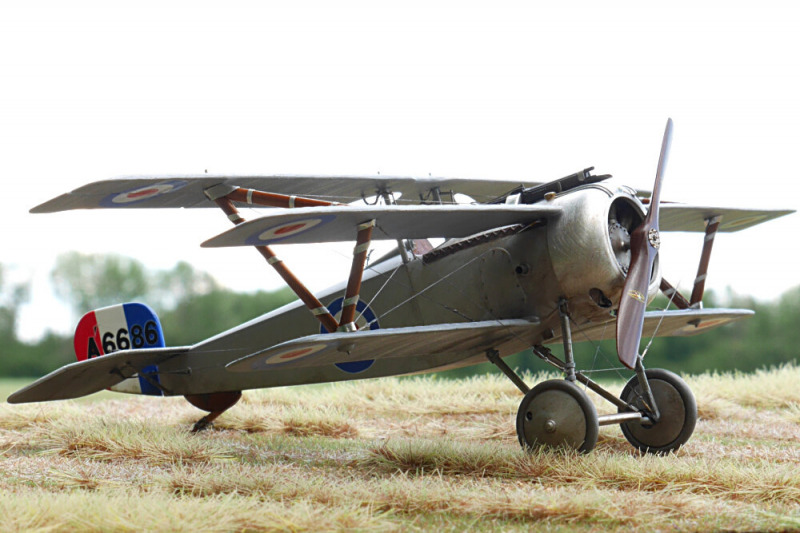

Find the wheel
[[619, 368, 697, 454], [516, 379, 599, 453]]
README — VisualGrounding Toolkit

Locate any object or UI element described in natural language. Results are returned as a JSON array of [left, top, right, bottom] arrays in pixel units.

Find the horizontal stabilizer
[[6, 347, 189, 404], [31, 176, 541, 213], [226, 319, 538, 373], [660, 205, 793, 232], [202, 204, 559, 246], [565, 308, 754, 345]]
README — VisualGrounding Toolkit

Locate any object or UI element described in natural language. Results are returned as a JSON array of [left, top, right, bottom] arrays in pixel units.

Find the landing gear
[[618, 368, 697, 454], [487, 299, 698, 455], [516, 379, 599, 453]]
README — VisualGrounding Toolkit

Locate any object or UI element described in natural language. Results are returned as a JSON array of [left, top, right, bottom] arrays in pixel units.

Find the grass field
[[3, 366, 800, 532]]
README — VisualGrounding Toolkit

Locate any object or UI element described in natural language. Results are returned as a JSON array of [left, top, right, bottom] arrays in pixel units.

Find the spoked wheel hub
[[516, 379, 599, 453]]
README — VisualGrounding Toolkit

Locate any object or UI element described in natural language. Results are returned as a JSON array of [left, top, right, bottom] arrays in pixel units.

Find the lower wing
[[566, 308, 753, 344], [226, 319, 538, 373]]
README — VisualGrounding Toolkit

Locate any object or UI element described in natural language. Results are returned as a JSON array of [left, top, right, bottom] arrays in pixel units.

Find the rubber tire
[[516, 379, 599, 453], [619, 368, 697, 454]]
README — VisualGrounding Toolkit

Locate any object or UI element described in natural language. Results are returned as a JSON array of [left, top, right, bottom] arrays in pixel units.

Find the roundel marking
[[274, 223, 307, 235], [101, 180, 188, 207], [321, 297, 378, 374], [320, 297, 380, 334], [675, 318, 729, 336], [336, 360, 375, 373], [246, 215, 335, 245], [261, 343, 328, 366]]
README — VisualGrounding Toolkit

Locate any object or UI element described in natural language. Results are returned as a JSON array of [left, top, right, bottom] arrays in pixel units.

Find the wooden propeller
[[616, 118, 673, 369]]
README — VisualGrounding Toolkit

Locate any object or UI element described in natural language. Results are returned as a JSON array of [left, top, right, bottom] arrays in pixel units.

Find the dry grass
[[3, 366, 800, 531]]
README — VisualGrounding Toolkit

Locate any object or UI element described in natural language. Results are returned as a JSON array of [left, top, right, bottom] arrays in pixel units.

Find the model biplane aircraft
[[8, 120, 793, 454]]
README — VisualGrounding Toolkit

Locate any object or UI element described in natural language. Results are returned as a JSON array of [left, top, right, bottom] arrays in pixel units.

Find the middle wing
[[201, 204, 559, 247]]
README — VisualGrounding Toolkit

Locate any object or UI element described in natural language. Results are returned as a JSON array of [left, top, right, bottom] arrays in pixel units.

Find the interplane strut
[[207, 187, 377, 334], [659, 215, 723, 309]]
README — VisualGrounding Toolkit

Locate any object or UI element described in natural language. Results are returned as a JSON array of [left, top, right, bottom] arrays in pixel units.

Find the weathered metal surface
[[598, 412, 645, 426]]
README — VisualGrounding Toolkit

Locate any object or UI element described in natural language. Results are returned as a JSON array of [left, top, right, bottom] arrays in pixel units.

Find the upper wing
[[563, 308, 754, 345], [226, 319, 538, 373], [660, 204, 793, 232], [31, 175, 541, 213], [6, 346, 189, 404], [201, 204, 559, 246]]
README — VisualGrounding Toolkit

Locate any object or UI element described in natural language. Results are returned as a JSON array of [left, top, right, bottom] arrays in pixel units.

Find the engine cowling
[[545, 182, 661, 320]]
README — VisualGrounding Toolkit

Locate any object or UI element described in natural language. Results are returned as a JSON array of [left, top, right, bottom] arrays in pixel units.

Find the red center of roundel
[[128, 188, 160, 199], [274, 223, 307, 235], [279, 348, 313, 360]]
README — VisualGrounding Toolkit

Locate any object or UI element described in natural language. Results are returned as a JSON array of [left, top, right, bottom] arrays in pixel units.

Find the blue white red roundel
[[245, 215, 335, 245], [320, 297, 380, 334], [320, 297, 378, 374], [260, 343, 328, 367], [100, 180, 187, 207]]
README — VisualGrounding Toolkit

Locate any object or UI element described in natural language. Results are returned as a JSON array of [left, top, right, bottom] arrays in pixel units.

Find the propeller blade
[[616, 118, 673, 368]]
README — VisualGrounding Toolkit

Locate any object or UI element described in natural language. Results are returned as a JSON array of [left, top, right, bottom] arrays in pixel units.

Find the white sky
[[2, 1, 799, 341]]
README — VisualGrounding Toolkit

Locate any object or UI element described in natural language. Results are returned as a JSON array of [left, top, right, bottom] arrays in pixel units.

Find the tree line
[[1, 253, 797, 379], [0, 254, 295, 377]]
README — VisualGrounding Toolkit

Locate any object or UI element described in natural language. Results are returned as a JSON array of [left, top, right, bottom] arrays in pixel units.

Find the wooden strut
[[658, 216, 722, 310], [690, 216, 721, 307], [659, 278, 691, 310], [225, 187, 343, 209], [339, 219, 375, 331], [213, 196, 340, 334]]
